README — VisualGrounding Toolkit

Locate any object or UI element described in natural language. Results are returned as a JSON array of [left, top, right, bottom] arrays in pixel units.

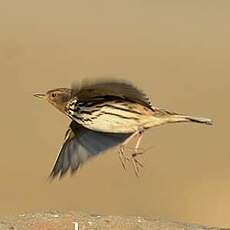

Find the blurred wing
[[72, 79, 153, 109], [49, 121, 130, 179]]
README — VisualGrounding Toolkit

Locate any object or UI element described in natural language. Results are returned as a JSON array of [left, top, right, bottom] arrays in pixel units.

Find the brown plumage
[[34, 79, 213, 178]]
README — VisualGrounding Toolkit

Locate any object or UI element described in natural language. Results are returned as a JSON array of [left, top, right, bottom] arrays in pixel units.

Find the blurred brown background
[[0, 0, 229, 228]]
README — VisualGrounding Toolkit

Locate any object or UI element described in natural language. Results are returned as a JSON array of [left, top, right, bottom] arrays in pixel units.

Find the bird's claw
[[119, 146, 131, 170], [119, 146, 144, 176]]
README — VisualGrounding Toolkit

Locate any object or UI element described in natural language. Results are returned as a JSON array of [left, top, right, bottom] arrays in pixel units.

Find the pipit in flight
[[34, 79, 212, 178]]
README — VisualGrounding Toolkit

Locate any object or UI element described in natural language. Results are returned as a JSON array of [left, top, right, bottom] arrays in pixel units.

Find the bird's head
[[34, 88, 73, 112]]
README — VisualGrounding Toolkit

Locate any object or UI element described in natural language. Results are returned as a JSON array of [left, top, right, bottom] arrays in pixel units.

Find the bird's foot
[[130, 151, 144, 177], [119, 145, 130, 170], [119, 146, 144, 176]]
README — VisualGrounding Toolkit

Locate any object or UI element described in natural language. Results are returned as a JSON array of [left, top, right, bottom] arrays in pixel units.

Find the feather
[[71, 78, 153, 109], [49, 121, 130, 179]]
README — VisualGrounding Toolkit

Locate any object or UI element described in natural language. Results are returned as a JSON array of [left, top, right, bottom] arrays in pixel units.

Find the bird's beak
[[33, 93, 47, 99]]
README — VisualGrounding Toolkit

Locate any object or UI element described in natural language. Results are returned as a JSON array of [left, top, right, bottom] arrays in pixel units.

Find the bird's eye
[[51, 93, 56, 98]]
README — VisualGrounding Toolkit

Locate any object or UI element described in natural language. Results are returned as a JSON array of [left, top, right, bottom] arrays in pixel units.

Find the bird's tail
[[167, 114, 213, 125]]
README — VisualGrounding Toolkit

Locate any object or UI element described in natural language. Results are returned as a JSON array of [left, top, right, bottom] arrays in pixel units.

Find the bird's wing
[[49, 121, 130, 179], [71, 79, 153, 109]]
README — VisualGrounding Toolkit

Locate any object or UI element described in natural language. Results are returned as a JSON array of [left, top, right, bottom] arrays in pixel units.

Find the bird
[[34, 79, 213, 178]]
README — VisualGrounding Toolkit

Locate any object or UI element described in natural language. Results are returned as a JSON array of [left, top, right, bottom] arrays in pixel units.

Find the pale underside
[[66, 99, 166, 133]]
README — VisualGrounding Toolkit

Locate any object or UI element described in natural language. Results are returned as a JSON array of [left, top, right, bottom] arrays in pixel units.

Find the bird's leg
[[130, 129, 144, 176], [119, 130, 140, 170]]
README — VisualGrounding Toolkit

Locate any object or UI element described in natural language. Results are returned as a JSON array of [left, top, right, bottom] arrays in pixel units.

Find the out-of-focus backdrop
[[0, 0, 229, 228]]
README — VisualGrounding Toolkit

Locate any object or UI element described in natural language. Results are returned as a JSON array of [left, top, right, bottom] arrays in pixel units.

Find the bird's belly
[[68, 101, 159, 133], [83, 113, 141, 133], [76, 110, 159, 133]]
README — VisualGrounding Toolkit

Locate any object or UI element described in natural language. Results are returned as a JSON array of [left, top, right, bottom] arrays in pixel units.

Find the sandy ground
[[0, 211, 227, 230]]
